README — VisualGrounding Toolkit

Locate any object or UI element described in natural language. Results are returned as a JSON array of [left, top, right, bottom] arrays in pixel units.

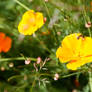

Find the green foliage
[[0, 0, 92, 92]]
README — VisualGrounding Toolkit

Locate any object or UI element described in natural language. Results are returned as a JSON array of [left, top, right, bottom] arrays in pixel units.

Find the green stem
[[30, 73, 38, 92], [14, 0, 30, 11], [41, 0, 61, 45], [30, 79, 36, 92], [88, 28, 91, 37], [15, 83, 27, 91], [0, 57, 37, 62], [40, 73, 53, 77], [89, 71, 92, 92], [61, 71, 82, 78], [39, 71, 82, 79], [8, 75, 23, 82], [82, 4, 91, 37], [53, 26, 59, 47], [40, 0, 50, 20]]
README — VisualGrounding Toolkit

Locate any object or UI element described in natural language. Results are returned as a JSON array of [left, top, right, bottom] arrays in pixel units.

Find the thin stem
[[88, 28, 91, 37], [30, 79, 36, 92], [40, 0, 50, 20], [8, 75, 23, 82], [61, 71, 82, 78], [14, 0, 30, 11], [53, 26, 59, 47], [40, 0, 60, 45], [0, 57, 37, 62], [82, 3, 91, 37], [40, 73, 53, 77], [60, 67, 90, 79], [84, 10, 91, 37], [15, 84, 27, 91], [39, 71, 82, 79], [89, 71, 92, 92], [30, 73, 38, 92]]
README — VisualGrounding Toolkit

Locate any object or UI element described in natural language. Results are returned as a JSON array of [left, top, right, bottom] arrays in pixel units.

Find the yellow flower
[[56, 33, 92, 70], [18, 10, 44, 35]]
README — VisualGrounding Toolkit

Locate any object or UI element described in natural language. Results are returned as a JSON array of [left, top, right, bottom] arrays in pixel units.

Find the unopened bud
[[85, 22, 91, 28], [45, 0, 48, 2], [28, 0, 33, 2], [4, 89, 8, 92], [37, 57, 42, 64], [72, 89, 77, 92], [1, 67, 5, 71], [25, 59, 31, 65], [44, 17, 47, 23], [54, 73, 59, 80], [9, 63, 14, 68], [57, 32, 61, 36]]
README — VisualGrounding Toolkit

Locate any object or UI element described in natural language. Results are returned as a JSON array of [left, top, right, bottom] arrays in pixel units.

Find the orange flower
[[0, 32, 12, 53]]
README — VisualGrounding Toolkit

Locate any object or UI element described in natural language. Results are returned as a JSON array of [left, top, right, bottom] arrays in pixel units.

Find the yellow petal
[[56, 33, 82, 63], [35, 12, 44, 28], [66, 58, 85, 70], [18, 10, 44, 35], [66, 55, 92, 70], [62, 33, 82, 57], [80, 37, 92, 57], [56, 33, 92, 70], [56, 46, 73, 63]]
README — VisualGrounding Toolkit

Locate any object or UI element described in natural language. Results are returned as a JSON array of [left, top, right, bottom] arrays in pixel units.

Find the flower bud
[[54, 73, 59, 80], [1, 67, 5, 71], [85, 22, 91, 28], [9, 63, 14, 68], [25, 59, 31, 65], [37, 57, 42, 64]]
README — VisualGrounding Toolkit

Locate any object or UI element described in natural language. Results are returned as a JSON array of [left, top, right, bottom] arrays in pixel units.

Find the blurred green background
[[0, 0, 92, 92]]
